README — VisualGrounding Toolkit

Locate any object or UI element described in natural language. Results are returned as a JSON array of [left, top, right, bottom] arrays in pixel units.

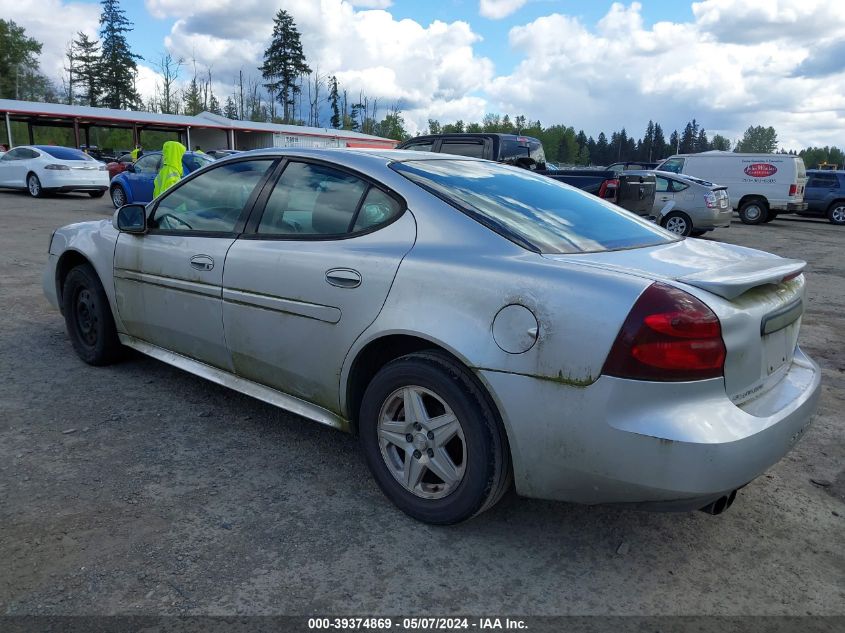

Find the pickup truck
[[396, 133, 656, 216]]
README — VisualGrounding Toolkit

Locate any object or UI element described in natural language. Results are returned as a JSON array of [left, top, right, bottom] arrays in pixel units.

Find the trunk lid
[[546, 239, 806, 404]]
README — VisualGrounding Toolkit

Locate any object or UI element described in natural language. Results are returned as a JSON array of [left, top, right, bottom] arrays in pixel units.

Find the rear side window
[[808, 173, 838, 188], [402, 141, 434, 152], [440, 141, 485, 159], [258, 162, 368, 236], [393, 159, 676, 254], [134, 154, 161, 173]]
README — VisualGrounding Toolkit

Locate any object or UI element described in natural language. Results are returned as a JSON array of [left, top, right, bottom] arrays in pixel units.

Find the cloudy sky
[[3, 0, 845, 148]]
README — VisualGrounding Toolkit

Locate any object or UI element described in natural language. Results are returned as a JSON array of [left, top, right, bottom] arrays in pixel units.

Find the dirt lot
[[0, 190, 843, 616]]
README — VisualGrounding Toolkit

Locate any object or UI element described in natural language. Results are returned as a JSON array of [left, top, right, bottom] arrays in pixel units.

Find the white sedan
[[0, 145, 109, 198]]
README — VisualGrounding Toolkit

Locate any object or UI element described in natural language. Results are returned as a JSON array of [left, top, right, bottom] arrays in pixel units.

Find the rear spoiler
[[678, 257, 806, 300]]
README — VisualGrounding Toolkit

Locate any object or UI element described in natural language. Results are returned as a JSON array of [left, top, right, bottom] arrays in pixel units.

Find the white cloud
[[348, 0, 393, 7], [484, 0, 845, 149], [0, 0, 99, 84], [479, 0, 527, 20]]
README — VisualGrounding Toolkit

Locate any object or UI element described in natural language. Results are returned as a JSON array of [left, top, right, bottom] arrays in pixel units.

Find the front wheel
[[738, 199, 768, 224], [62, 263, 121, 365], [828, 202, 845, 225], [359, 351, 511, 524], [661, 211, 693, 236], [27, 173, 44, 198]]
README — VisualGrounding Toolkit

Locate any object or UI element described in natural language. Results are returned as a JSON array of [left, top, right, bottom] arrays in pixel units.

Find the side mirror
[[113, 204, 147, 234], [125, 163, 136, 173]]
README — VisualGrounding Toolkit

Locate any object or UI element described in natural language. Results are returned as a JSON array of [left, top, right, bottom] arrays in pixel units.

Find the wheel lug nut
[[413, 449, 422, 459], [427, 431, 434, 440], [414, 423, 422, 431], [405, 434, 413, 442], [427, 448, 434, 458]]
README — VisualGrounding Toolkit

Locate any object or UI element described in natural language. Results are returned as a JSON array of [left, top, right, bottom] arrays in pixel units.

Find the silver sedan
[[43, 149, 820, 524], [628, 169, 733, 237]]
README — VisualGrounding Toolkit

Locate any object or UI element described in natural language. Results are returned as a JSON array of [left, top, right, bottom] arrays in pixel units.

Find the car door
[[222, 159, 416, 413], [126, 153, 161, 203], [804, 172, 837, 213], [0, 148, 23, 186], [113, 158, 278, 370], [653, 176, 674, 214]]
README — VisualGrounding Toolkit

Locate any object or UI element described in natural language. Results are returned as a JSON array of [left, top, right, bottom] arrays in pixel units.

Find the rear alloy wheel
[[27, 173, 44, 198], [359, 351, 510, 524], [62, 263, 121, 365], [110, 185, 126, 209], [828, 202, 845, 225], [661, 211, 693, 236], [738, 199, 768, 224]]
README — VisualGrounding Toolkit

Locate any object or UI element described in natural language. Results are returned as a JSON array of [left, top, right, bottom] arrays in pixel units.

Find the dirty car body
[[43, 148, 821, 523]]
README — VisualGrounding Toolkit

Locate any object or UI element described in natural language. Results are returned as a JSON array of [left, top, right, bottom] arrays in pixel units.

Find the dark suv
[[398, 133, 548, 169], [800, 170, 845, 225]]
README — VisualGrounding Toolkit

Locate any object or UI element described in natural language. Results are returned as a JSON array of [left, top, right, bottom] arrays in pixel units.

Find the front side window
[[257, 162, 369, 236], [393, 159, 676, 254], [0, 149, 21, 161], [134, 154, 161, 173], [151, 159, 273, 233]]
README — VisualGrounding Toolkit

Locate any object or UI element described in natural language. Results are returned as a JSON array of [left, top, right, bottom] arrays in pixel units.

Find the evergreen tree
[[735, 125, 778, 153], [641, 120, 655, 161], [695, 128, 709, 152], [260, 10, 311, 123], [208, 93, 222, 115], [183, 76, 203, 115], [72, 32, 101, 107], [710, 134, 731, 151], [0, 19, 47, 100], [679, 119, 698, 154], [595, 132, 610, 165], [653, 123, 667, 160], [99, 0, 141, 109], [224, 96, 239, 119], [328, 76, 341, 129], [427, 119, 442, 135], [669, 129, 680, 155]]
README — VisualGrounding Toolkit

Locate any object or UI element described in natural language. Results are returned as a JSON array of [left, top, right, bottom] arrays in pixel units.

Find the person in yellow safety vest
[[153, 140, 186, 198], [130, 144, 143, 161]]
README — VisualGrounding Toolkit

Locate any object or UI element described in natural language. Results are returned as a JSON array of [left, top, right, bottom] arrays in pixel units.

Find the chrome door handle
[[190, 254, 214, 271], [660, 196, 671, 201], [325, 268, 361, 288]]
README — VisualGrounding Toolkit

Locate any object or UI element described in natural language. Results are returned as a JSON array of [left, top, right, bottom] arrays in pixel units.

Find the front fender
[[48, 220, 123, 332]]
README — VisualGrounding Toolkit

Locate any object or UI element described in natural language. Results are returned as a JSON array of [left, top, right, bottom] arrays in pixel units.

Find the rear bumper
[[694, 207, 733, 229], [786, 202, 808, 212], [479, 346, 820, 509], [40, 170, 109, 191]]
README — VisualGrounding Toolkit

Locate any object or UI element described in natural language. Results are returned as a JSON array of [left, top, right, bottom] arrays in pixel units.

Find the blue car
[[109, 151, 214, 208]]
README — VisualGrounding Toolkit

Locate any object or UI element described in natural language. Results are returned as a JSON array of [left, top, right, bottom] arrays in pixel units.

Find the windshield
[[392, 159, 676, 254]]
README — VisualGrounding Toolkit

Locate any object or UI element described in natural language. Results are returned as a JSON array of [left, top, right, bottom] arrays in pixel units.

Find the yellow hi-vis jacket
[[153, 141, 186, 198]]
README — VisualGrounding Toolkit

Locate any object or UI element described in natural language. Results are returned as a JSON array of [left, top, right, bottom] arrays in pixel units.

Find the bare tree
[[156, 52, 183, 114], [307, 69, 325, 127], [61, 41, 76, 105]]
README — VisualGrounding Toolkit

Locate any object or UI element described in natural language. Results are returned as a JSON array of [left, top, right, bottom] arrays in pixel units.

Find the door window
[[0, 148, 22, 161], [257, 162, 369, 236], [807, 173, 838, 188], [402, 141, 434, 152], [669, 180, 689, 192], [353, 187, 403, 231], [151, 159, 274, 233], [134, 154, 161, 173], [655, 177, 670, 193]]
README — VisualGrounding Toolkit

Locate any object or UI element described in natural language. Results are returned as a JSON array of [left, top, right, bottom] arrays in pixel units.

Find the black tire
[[762, 211, 778, 223], [88, 190, 106, 198], [690, 229, 708, 237], [110, 184, 127, 209], [61, 263, 121, 366], [661, 210, 693, 236], [738, 199, 769, 224], [359, 351, 511, 524], [27, 173, 44, 198], [827, 201, 845, 225]]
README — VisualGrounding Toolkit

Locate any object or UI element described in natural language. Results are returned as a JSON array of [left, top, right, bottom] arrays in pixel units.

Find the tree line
[[1, 5, 844, 169]]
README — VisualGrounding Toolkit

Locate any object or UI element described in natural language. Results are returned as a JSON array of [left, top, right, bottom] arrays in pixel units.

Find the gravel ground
[[0, 190, 842, 616]]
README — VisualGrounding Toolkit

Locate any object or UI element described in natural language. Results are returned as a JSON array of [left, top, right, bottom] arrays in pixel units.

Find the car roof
[[807, 169, 845, 174], [217, 147, 488, 165]]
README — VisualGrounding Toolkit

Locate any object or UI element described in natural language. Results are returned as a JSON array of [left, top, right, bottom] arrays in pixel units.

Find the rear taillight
[[704, 192, 717, 208], [788, 184, 797, 196], [603, 282, 726, 381]]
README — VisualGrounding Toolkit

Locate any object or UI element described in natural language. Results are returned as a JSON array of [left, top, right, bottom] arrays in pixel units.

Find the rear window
[[392, 159, 676, 254], [36, 146, 92, 161], [500, 138, 546, 169]]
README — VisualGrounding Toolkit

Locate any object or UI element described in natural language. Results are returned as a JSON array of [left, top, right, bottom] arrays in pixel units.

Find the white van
[[657, 151, 808, 224]]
